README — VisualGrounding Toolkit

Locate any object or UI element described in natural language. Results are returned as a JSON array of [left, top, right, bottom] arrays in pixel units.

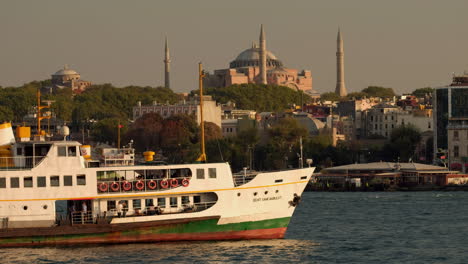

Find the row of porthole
[[22, 205, 48, 211], [237, 190, 279, 197]]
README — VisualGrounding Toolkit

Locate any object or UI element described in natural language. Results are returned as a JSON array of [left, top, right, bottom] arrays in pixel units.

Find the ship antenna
[[196, 62, 207, 163]]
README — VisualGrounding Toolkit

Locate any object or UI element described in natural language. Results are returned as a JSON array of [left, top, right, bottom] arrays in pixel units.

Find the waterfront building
[[364, 103, 400, 139], [133, 96, 222, 128], [204, 25, 315, 93], [434, 73, 468, 171], [317, 162, 452, 187], [49, 65, 91, 94]]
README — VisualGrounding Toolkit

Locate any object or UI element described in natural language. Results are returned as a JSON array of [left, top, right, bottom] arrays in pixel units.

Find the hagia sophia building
[[203, 25, 317, 95]]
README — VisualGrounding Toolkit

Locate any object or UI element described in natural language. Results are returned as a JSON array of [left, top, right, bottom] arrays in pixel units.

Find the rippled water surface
[[2, 192, 468, 263]]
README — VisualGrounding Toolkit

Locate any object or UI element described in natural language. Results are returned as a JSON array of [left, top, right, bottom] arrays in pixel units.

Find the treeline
[[320, 86, 434, 102], [0, 81, 180, 124], [197, 83, 311, 112]]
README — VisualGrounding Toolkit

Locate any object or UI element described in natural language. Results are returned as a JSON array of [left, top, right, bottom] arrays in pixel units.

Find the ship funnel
[[0, 122, 15, 146]]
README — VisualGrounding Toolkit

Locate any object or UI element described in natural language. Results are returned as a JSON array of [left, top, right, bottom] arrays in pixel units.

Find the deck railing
[[97, 177, 192, 194], [0, 156, 46, 170], [71, 211, 94, 225], [232, 171, 257, 186]]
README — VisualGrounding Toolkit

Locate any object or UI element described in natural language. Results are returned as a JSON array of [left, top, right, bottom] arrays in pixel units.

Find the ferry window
[[37, 176, 46, 187], [132, 199, 141, 210], [196, 169, 205, 179], [77, 175, 86, 185], [182, 196, 190, 205], [145, 199, 154, 207], [50, 176, 60, 187], [0, 178, 5, 188], [68, 146, 76, 156], [16, 148, 22, 155], [209, 168, 217, 178], [170, 197, 178, 208], [10, 177, 19, 188], [64, 175, 73, 186], [96, 171, 105, 180], [157, 197, 166, 208], [58, 147, 67, 157], [24, 177, 33, 188], [193, 196, 201, 204], [107, 200, 116, 210]]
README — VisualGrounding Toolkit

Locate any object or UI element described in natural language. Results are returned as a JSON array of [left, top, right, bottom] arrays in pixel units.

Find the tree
[[320, 92, 342, 102], [91, 118, 127, 146], [346, 92, 368, 100], [362, 86, 396, 98], [412, 87, 434, 98], [196, 83, 311, 112], [124, 113, 164, 152], [383, 124, 422, 162]]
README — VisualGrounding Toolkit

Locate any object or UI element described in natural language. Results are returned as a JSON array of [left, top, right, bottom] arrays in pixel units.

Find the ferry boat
[[0, 64, 314, 247]]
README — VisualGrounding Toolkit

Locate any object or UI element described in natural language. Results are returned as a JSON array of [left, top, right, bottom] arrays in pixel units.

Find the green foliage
[[0, 82, 37, 121], [361, 86, 396, 98], [383, 124, 422, 162], [197, 84, 310, 112], [320, 92, 342, 102], [91, 118, 127, 145], [411, 87, 434, 97], [346, 92, 368, 100]]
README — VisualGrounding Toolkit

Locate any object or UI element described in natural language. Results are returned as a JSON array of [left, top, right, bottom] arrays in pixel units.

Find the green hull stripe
[[0, 217, 291, 245]]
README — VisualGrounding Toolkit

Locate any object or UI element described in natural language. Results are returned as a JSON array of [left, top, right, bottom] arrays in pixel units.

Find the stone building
[[50, 65, 91, 94], [205, 25, 315, 92], [133, 96, 222, 128]]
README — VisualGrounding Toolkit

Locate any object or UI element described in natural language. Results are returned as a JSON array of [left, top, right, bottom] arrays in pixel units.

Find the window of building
[[132, 199, 141, 210], [454, 131, 459, 140], [77, 175, 86, 185], [370, 116, 373, 121], [37, 176, 46, 187], [58, 147, 67, 157], [50, 176, 60, 187], [24, 177, 33, 188], [428, 122, 431, 129], [10, 177, 19, 188], [209, 168, 217, 178], [0, 178, 5, 188], [196, 168, 205, 179], [170, 197, 178, 208], [64, 175, 73, 186], [454, 145, 459, 158], [157, 197, 166, 208]]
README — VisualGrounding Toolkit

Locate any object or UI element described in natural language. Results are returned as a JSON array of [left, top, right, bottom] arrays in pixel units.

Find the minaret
[[335, 28, 347, 96], [259, 24, 267, 85], [164, 36, 171, 89]]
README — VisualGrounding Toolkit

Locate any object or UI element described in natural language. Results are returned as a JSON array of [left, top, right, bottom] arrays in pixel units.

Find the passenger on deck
[[117, 201, 123, 217], [147, 203, 156, 215]]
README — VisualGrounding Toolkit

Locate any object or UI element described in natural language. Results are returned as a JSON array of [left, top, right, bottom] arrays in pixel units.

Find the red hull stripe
[[2, 227, 287, 247]]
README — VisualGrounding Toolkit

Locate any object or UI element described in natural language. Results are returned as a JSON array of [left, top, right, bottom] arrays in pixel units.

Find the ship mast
[[36, 88, 50, 136], [197, 62, 207, 162]]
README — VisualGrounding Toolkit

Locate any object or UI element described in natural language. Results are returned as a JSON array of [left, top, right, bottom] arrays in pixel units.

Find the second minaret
[[164, 37, 171, 89], [335, 28, 347, 96], [259, 24, 267, 85]]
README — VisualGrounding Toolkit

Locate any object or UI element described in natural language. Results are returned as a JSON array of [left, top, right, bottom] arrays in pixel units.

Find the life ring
[[135, 180, 144, 191], [170, 178, 179, 188], [110, 182, 120, 192], [122, 181, 132, 191], [147, 180, 157, 190], [181, 178, 190, 187], [98, 182, 108, 192], [160, 179, 169, 189]]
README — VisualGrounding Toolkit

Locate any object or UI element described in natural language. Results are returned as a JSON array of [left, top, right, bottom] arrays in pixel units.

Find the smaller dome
[[53, 65, 79, 76]]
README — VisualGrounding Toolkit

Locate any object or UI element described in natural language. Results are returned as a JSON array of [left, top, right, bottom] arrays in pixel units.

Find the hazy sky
[[1, 0, 467, 95]]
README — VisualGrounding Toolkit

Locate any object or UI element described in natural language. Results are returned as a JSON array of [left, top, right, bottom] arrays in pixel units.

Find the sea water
[[1, 192, 468, 264]]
